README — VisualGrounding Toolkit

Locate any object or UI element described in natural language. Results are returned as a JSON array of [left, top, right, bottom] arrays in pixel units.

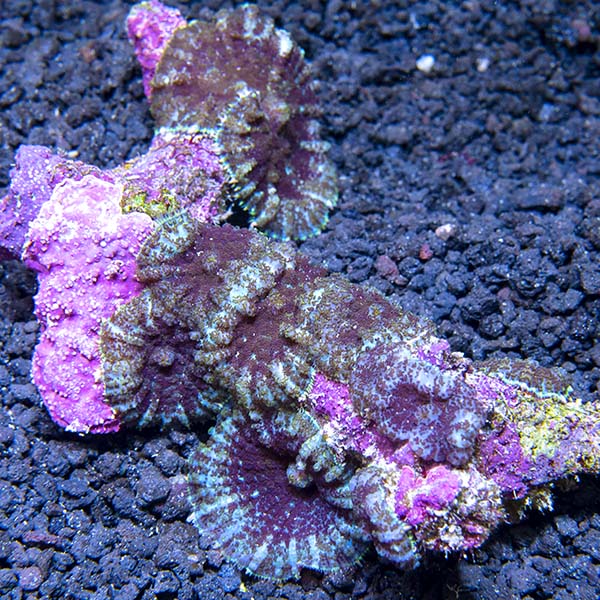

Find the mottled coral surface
[[148, 4, 338, 240], [100, 212, 600, 577]]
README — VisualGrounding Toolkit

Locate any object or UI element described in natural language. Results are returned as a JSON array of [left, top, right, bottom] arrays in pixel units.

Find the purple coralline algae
[[23, 175, 154, 433], [1, 0, 599, 583], [127, 0, 186, 99], [0, 145, 109, 260]]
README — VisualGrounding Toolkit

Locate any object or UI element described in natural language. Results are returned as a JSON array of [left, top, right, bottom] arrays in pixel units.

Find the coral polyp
[[351, 344, 487, 466], [188, 411, 366, 580], [149, 4, 338, 240]]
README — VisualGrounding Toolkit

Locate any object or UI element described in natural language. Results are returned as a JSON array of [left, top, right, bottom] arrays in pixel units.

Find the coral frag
[[0, 0, 599, 583]]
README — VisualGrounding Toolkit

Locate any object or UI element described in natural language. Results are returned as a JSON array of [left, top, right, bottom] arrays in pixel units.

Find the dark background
[[1, 1, 600, 598]]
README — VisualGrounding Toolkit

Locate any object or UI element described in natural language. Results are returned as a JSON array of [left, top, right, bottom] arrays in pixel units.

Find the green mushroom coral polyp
[[1, 0, 599, 583]]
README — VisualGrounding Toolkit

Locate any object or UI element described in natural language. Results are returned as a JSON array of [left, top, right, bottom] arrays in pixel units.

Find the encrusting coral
[[24, 175, 153, 433], [1, 0, 600, 582]]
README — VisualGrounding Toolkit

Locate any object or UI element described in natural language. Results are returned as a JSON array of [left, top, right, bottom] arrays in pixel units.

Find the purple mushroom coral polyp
[[129, 0, 338, 241], [1, 0, 600, 583]]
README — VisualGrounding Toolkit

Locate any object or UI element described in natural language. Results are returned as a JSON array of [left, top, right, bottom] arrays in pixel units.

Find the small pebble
[[435, 223, 457, 241], [476, 57, 490, 72], [416, 54, 435, 73], [18, 566, 42, 591], [374, 255, 399, 280], [419, 243, 433, 261], [136, 467, 170, 505]]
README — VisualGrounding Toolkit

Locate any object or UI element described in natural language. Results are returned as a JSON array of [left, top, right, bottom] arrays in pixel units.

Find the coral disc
[[350, 345, 486, 466], [99, 287, 226, 429], [150, 5, 337, 240], [187, 412, 365, 580]]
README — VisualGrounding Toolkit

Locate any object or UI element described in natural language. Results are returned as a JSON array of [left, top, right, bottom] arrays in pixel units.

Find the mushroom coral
[[1, 0, 599, 583]]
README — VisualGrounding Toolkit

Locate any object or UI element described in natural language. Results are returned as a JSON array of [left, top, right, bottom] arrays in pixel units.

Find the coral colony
[[1, 0, 599, 581]]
